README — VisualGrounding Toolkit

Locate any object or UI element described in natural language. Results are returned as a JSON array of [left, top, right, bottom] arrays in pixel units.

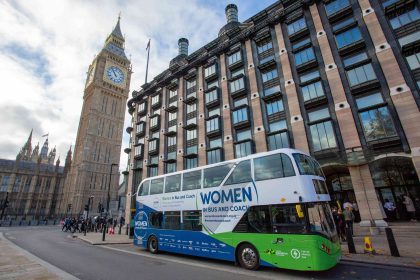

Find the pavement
[[0, 232, 77, 280]]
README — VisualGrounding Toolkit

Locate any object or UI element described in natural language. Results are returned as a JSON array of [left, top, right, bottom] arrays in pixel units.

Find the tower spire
[[111, 13, 124, 40]]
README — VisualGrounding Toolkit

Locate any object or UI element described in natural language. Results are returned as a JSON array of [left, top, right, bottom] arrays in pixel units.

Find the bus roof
[[138, 148, 310, 184]]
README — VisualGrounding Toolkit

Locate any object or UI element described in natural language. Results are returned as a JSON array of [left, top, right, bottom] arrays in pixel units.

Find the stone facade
[[62, 17, 131, 216], [0, 132, 71, 220], [124, 1, 420, 226]]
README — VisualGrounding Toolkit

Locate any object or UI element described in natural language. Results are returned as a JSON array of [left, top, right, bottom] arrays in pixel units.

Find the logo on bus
[[134, 211, 148, 239], [200, 186, 253, 205]]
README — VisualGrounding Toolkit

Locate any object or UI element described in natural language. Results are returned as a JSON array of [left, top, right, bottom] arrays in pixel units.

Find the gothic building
[[62, 16, 131, 216], [125, 1, 420, 226], [0, 130, 71, 219]]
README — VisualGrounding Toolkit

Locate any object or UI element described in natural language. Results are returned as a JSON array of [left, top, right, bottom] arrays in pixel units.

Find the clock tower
[[63, 16, 132, 215]]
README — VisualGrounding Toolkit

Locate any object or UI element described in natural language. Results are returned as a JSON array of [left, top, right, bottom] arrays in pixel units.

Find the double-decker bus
[[134, 148, 340, 271]]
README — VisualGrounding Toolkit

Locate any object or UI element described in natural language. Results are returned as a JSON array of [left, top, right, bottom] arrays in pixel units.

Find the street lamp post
[[102, 163, 118, 242]]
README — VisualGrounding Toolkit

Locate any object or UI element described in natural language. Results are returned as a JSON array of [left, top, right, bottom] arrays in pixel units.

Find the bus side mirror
[[296, 205, 304, 218]]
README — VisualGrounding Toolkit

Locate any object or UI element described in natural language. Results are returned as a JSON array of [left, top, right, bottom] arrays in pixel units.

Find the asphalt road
[[1, 226, 419, 280]]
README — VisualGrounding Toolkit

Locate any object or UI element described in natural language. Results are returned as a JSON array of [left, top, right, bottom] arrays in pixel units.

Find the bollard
[[19, 221, 22, 226], [385, 227, 400, 257], [9, 220, 12, 226], [102, 224, 107, 241], [364, 236, 376, 254], [53, 220, 56, 225], [346, 228, 356, 254], [28, 220, 31, 226], [37, 220, 40, 226]]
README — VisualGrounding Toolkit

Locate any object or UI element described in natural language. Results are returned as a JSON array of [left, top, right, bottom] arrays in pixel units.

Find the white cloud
[[0, 0, 275, 177]]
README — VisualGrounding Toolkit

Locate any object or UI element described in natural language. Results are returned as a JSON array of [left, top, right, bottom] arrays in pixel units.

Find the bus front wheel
[[147, 236, 159, 254], [237, 244, 260, 270]]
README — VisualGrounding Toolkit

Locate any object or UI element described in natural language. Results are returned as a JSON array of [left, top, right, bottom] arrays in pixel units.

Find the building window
[[208, 107, 220, 118], [186, 103, 197, 114], [0, 175, 10, 192], [167, 136, 176, 147], [12, 175, 22, 193], [231, 68, 245, 78], [23, 176, 32, 193], [257, 39, 273, 54], [205, 89, 218, 104], [185, 158, 198, 169], [301, 81, 325, 102], [228, 51, 241, 66], [233, 97, 248, 108], [186, 79, 196, 93], [134, 145, 143, 157], [335, 27, 363, 49], [356, 93, 397, 141], [148, 139, 158, 152], [232, 107, 249, 124], [268, 131, 289, 151], [266, 99, 284, 115], [205, 64, 216, 78], [168, 111, 177, 122], [169, 89, 177, 98], [136, 122, 145, 134], [308, 108, 337, 152], [235, 141, 253, 158], [206, 117, 219, 133], [138, 102, 146, 113], [165, 163, 176, 174], [186, 145, 198, 155], [269, 120, 287, 132], [209, 137, 222, 149], [237, 129, 252, 141], [346, 63, 377, 87], [294, 47, 316, 66], [287, 18, 307, 36], [151, 95, 160, 106], [389, 7, 420, 30], [150, 116, 159, 128], [148, 167, 158, 177], [343, 52, 369, 67], [406, 52, 420, 70], [300, 70, 320, 83], [207, 79, 219, 89], [207, 149, 222, 164], [230, 77, 245, 93], [186, 129, 197, 141], [261, 68, 278, 83], [398, 30, 420, 47], [325, 0, 350, 16]]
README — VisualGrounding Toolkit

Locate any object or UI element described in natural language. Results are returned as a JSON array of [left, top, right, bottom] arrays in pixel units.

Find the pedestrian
[[332, 207, 346, 242], [383, 199, 396, 221], [414, 197, 420, 220], [352, 200, 360, 223], [403, 195, 416, 222], [343, 200, 352, 211], [343, 206, 355, 236]]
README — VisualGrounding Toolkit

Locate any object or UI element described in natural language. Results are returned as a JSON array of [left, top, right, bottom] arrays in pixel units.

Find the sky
[[0, 0, 277, 174]]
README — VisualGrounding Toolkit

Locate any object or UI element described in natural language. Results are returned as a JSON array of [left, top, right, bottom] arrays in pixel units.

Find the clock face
[[106, 66, 125, 84]]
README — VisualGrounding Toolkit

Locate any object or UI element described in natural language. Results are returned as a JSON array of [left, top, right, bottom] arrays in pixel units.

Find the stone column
[[142, 96, 151, 179], [244, 39, 267, 153], [358, 0, 420, 178], [349, 165, 386, 227], [274, 24, 310, 153], [197, 66, 207, 166], [158, 88, 167, 175], [219, 54, 235, 160], [176, 77, 185, 171]]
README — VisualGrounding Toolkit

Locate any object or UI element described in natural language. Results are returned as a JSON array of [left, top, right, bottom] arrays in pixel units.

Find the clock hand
[[112, 68, 117, 77]]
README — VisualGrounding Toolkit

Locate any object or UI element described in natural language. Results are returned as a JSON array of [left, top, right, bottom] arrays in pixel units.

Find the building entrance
[[370, 157, 420, 221]]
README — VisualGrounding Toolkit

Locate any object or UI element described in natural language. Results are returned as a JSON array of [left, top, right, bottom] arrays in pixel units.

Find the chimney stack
[[225, 4, 238, 23], [178, 38, 189, 56]]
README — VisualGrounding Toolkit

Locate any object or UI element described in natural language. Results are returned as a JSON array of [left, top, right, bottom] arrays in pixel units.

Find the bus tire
[[237, 243, 260, 270], [147, 236, 159, 254]]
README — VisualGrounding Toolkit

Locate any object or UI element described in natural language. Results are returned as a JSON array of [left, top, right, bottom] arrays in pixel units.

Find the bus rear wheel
[[147, 236, 158, 254], [237, 244, 260, 270]]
